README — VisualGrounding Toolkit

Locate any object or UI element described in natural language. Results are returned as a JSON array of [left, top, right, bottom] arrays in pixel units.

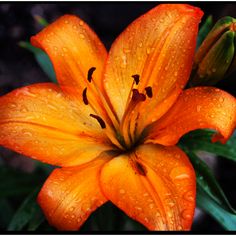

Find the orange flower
[[0, 4, 236, 231]]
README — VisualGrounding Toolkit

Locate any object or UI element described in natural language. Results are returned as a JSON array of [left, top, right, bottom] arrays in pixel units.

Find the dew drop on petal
[[183, 190, 194, 202], [219, 97, 224, 103], [149, 203, 154, 209], [197, 105, 202, 112], [181, 209, 192, 220], [177, 225, 183, 230], [119, 189, 125, 194]]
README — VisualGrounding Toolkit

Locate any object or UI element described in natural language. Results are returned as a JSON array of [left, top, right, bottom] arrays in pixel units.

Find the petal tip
[[182, 4, 204, 19]]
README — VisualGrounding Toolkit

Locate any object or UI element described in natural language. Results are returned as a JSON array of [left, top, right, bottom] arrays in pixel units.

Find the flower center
[[82, 68, 152, 152]]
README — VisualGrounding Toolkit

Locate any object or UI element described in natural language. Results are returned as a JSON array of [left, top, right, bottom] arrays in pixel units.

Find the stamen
[[132, 74, 140, 85], [132, 89, 146, 102], [90, 114, 106, 129], [87, 67, 96, 82], [145, 86, 153, 98], [82, 88, 89, 105]]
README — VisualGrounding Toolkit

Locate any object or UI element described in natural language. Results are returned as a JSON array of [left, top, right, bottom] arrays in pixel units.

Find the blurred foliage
[[19, 41, 56, 83]]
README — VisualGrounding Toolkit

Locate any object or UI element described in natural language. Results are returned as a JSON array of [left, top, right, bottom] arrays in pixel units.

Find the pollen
[[132, 89, 146, 102], [89, 114, 106, 129], [145, 86, 153, 98], [132, 74, 140, 85], [82, 88, 89, 105], [87, 67, 96, 82]]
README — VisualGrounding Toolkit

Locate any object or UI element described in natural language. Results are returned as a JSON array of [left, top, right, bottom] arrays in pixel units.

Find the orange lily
[[0, 4, 236, 231]]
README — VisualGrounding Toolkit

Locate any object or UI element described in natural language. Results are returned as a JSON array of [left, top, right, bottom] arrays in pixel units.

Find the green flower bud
[[190, 16, 236, 86]]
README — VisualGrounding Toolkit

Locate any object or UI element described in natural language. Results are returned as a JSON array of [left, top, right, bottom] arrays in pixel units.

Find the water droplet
[[219, 97, 224, 103], [69, 206, 75, 212], [167, 200, 175, 207], [197, 105, 202, 112], [146, 47, 151, 54], [119, 189, 125, 194], [64, 20, 69, 24], [183, 190, 194, 202], [62, 47, 68, 52], [139, 42, 143, 47], [123, 48, 131, 53], [79, 20, 84, 26], [181, 209, 192, 220], [177, 225, 183, 230], [149, 203, 154, 209], [79, 33, 85, 39], [174, 173, 190, 180], [167, 211, 172, 218], [156, 211, 161, 217], [8, 103, 17, 108], [135, 206, 142, 211], [174, 71, 178, 77]]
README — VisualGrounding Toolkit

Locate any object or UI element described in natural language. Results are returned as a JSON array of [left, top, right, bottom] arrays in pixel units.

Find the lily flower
[[0, 4, 236, 231]]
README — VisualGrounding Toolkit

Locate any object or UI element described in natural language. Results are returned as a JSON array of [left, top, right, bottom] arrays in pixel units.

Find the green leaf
[[181, 129, 236, 162], [8, 188, 43, 230], [33, 15, 49, 27], [197, 186, 236, 230], [27, 208, 44, 230], [19, 41, 56, 83], [0, 166, 43, 198], [0, 199, 14, 228], [183, 149, 236, 214], [197, 15, 214, 49]]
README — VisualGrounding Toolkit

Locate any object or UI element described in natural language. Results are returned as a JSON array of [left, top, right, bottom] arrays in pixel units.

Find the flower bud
[[190, 16, 236, 86]]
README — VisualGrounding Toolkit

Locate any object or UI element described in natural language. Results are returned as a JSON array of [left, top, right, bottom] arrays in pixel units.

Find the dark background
[[0, 2, 236, 231]]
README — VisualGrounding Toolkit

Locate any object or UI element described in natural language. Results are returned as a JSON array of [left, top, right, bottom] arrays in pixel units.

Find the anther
[[132, 89, 146, 102], [132, 74, 140, 85], [82, 88, 89, 105], [145, 86, 153, 98], [89, 114, 106, 129], [87, 67, 96, 82]]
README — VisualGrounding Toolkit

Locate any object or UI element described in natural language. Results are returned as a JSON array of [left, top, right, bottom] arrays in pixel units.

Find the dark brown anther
[[82, 88, 89, 105], [87, 67, 96, 82], [132, 89, 146, 102], [135, 161, 147, 176], [132, 74, 140, 85], [145, 86, 153, 98], [90, 114, 106, 129]]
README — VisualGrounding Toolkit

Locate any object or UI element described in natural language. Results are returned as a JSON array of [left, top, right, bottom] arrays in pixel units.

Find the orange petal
[[38, 155, 111, 230], [31, 15, 121, 138], [31, 15, 107, 97], [103, 4, 203, 121], [146, 87, 236, 146], [100, 144, 196, 230], [0, 83, 111, 166]]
